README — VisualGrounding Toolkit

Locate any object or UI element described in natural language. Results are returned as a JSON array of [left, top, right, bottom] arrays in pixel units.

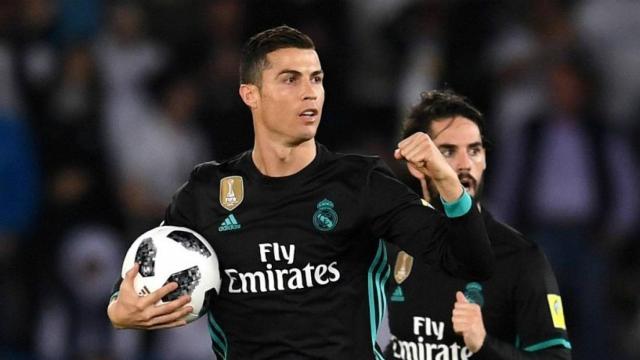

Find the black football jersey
[[384, 210, 571, 360], [162, 144, 492, 359]]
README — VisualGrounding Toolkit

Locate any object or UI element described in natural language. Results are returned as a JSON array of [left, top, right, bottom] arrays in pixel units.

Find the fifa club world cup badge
[[394, 251, 414, 284], [220, 176, 244, 211], [313, 199, 338, 231]]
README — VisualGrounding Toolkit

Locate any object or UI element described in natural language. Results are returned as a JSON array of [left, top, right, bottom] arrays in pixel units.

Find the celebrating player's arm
[[107, 263, 192, 330], [386, 131, 494, 280]]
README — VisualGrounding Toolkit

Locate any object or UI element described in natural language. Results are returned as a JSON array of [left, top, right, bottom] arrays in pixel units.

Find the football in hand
[[121, 226, 221, 323]]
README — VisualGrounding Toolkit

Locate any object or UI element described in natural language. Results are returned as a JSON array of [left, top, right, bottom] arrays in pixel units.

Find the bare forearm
[[433, 176, 464, 203]]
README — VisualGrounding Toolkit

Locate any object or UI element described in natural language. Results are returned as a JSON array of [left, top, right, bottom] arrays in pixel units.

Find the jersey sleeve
[[109, 277, 123, 302], [512, 247, 572, 352], [163, 165, 205, 229], [474, 334, 571, 360], [365, 159, 493, 280]]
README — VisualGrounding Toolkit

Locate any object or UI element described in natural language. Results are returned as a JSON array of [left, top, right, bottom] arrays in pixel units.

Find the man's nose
[[455, 151, 473, 170], [301, 80, 318, 100]]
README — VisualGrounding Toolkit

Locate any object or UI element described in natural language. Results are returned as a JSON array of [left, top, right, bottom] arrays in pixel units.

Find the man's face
[[428, 116, 486, 199], [252, 47, 324, 146]]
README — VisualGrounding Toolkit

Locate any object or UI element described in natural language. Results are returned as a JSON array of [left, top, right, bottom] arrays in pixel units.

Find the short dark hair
[[240, 25, 315, 86], [401, 89, 486, 142]]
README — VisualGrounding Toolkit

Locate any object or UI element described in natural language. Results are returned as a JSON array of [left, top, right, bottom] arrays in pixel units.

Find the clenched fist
[[394, 132, 463, 202]]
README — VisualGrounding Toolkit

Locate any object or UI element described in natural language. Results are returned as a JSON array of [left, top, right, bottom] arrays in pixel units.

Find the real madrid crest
[[463, 282, 485, 307], [219, 176, 244, 211], [313, 199, 338, 231], [394, 251, 414, 284]]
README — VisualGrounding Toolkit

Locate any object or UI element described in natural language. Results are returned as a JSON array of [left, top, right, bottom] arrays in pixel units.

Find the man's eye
[[469, 147, 483, 156], [284, 77, 295, 84], [312, 75, 323, 83], [440, 149, 453, 157]]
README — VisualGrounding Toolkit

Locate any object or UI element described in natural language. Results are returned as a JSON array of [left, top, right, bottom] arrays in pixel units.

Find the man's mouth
[[458, 174, 476, 192], [299, 109, 318, 118]]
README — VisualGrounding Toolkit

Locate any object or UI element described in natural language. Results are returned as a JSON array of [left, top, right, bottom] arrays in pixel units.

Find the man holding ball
[[108, 26, 493, 359]]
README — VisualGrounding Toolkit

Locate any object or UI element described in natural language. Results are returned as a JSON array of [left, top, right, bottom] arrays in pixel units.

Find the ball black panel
[[167, 230, 212, 257], [162, 266, 201, 302], [135, 237, 157, 277]]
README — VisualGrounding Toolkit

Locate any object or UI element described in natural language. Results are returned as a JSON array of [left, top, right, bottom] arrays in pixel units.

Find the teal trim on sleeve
[[367, 240, 389, 360], [440, 189, 472, 218], [109, 291, 119, 304], [524, 338, 572, 351], [208, 312, 229, 359]]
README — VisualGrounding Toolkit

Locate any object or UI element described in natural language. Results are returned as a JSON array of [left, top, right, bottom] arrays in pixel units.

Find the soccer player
[[107, 26, 494, 359], [383, 90, 572, 359]]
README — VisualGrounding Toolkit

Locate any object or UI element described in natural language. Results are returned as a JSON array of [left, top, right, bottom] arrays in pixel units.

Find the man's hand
[[394, 132, 462, 202], [107, 263, 193, 330], [452, 291, 486, 352]]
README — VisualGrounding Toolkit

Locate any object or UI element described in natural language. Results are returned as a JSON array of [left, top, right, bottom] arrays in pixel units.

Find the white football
[[121, 225, 221, 323]]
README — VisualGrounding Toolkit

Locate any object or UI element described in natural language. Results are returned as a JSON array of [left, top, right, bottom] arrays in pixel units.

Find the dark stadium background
[[1, 1, 639, 359]]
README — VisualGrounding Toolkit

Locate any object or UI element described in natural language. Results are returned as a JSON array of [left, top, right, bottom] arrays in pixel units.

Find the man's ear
[[239, 84, 259, 108]]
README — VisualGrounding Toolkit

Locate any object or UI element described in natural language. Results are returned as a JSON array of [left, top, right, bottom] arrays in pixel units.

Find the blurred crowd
[[1, 0, 639, 359]]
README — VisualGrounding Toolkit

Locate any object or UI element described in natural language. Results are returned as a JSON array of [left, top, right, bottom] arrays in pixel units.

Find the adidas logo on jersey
[[218, 214, 241, 232]]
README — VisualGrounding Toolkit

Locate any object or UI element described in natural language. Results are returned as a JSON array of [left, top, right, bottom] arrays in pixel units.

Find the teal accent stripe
[[229, 214, 237, 223], [374, 244, 387, 327], [367, 243, 382, 358], [441, 189, 472, 218], [207, 312, 229, 359], [109, 291, 119, 303], [367, 240, 389, 360], [378, 254, 391, 328], [524, 338, 572, 351]]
